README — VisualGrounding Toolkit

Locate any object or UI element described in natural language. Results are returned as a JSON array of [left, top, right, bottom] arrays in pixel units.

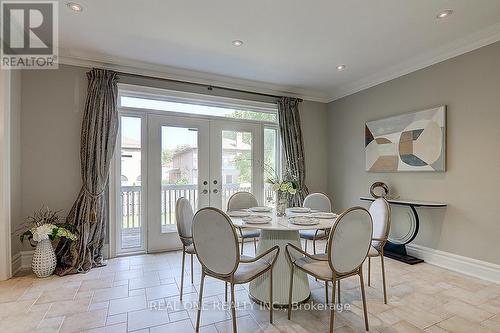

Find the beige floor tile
[[35, 286, 79, 304], [59, 308, 107, 333], [84, 322, 127, 333], [93, 285, 129, 302], [443, 299, 494, 322], [146, 283, 179, 300], [128, 308, 170, 331], [390, 321, 424, 332], [149, 319, 194, 333], [45, 296, 92, 317], [215, 315, 263, 333], [106, 313, 127, 325], [80, 278, 114, 292], [109, 295, 147, 315], [437, 315, 494, 333]]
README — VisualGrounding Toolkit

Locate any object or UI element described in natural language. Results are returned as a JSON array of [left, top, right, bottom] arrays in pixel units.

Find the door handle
[[202, 189, 208, 194], [213, 189, 219, 194]]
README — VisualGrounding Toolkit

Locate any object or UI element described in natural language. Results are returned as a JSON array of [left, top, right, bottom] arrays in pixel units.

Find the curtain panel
[[56, 68, 119, 275], [277, 97, 309, 206]]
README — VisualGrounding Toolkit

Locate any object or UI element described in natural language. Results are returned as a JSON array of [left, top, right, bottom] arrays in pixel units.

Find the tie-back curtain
[[56, 68, 119, 276], [277, 97, 309, 206]]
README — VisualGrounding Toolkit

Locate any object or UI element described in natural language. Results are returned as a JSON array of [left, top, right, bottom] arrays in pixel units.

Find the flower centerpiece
[[19, 206, 77, 278], [266, 171, 299, 216]]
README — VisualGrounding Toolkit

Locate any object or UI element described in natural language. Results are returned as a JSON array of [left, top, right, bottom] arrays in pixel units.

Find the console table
[[360, 197, 447, 264]]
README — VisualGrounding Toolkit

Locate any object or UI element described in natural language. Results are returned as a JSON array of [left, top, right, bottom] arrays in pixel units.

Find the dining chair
[[175, 197, 196, 301], [192, 207, 279, 333], [285, 207, 373, 333], [299, 192, 331, 254], [227, 191, 261, 254], [367, 198, 391, 304]]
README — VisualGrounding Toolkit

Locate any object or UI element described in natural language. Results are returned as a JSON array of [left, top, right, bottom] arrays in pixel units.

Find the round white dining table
[[229, 208, 337, 306]]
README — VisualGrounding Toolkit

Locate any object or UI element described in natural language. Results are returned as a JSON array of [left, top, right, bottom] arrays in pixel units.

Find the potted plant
[[266, 171, 298, 216], [19, 206, 77, 278]]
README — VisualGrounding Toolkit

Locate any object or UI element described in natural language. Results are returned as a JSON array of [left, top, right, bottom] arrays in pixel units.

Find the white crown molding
[[407, 244, 500, 284], [328, 21, 500, 102], [58, 49, 331, 103]]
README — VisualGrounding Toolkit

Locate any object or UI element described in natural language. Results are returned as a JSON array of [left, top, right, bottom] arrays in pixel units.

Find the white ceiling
[[58, 0, 500, 102]]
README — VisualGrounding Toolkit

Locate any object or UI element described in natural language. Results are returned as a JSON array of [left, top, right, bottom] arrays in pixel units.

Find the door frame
[[111, 105, 279, 256]]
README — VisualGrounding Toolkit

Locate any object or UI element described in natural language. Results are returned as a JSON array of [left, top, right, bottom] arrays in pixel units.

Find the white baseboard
[[11, 245, 110, 276], [11, 250, 34, 275], [406, 244, 500, 284]]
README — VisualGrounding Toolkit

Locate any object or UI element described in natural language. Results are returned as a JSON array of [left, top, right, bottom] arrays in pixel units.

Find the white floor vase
[[32, 239, 57, 278]]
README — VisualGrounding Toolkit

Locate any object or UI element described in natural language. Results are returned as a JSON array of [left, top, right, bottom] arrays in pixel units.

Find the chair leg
[[359, 269, 369, 331], [337, 280, 341, 304], [180, 249, 186, 301], [330, 278, 336, 333], [325, 281, 329, 304], [195, 270, 206, 332], [269, 269, 274, 323], [254, 238, 257, 254], [288, 265, 294, 320], [190, 254, 194, 284], [313, 238, 317, 255], [368, 256, 371, 286], [225, 282, 228, 302], [380, 253, 388, 304], [230, 283, 237, 333], [304, 240, 308, 253], [241, 237, 245, 255]]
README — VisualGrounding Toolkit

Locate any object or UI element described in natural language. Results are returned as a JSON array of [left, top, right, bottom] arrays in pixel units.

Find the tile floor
[[3, 240, 500, 333]]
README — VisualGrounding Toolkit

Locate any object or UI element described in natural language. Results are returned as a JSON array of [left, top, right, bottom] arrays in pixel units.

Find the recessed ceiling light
[[232, 40, 243, 47], [436, 10, 453, 19], [336, 64, 346, 71], [67, 2, 83, 12]]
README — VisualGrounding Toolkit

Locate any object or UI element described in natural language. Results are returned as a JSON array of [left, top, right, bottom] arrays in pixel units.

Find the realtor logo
[[1, 1, 58, 69]]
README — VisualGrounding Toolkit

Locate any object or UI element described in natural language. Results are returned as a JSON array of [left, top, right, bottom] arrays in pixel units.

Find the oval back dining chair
[[227, 192, 261, 254], [300, 192, 332, 254], [367, 198, 391, 303], [286, 207, 373, 333], [192, 207, 279, 333], [175, 197, 196, 301]]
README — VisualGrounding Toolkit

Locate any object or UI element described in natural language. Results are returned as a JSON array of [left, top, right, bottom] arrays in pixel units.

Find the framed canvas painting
[[365, 106, 446, 172]]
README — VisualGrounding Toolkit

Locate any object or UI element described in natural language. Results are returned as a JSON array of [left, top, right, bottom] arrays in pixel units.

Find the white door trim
[[0, 69, 12, 280]]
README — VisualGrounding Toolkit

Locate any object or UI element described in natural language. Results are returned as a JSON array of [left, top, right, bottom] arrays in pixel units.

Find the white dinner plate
[[243, 215, 272, 224], [227, 211, 251, 218], [288, 207, 311, 213], [310, 212, 337, 219], [249, 206, 272, 213], [288, 216, 319, 226]]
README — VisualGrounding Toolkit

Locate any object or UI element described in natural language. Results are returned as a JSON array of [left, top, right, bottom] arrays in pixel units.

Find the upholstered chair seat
[[240, 229, 261, 239], [298, 229, 327, 240], [233, 257, 271, 283]]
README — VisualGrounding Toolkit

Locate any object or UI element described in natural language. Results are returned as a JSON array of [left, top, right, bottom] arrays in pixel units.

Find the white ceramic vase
[[32, 239, 56, 278]]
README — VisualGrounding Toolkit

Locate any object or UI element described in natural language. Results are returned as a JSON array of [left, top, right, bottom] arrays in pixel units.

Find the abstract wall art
[[365, 106, 446, 172]]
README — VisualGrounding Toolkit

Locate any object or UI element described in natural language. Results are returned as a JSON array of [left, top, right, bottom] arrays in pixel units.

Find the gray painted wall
[[15, 64, 329, 256], [327, 42, 500, 265]]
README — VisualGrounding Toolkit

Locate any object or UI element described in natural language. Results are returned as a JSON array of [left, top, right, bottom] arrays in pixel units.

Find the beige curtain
[[277, 97, 309, 206], [56, 68, 119, 275]]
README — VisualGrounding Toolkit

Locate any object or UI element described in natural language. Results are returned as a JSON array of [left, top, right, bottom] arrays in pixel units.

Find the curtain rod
[[115, 71, 303, 103]]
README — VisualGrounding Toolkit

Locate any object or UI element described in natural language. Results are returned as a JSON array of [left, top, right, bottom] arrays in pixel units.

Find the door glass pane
[[221, 130, 252, 209], [120, 116, 142, 250], [264, 128, 278, 207], [161, 126, 198, 233]]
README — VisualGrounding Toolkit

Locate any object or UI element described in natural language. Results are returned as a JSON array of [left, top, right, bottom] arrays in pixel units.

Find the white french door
[[147, 114, 210, 252], [145, 115, 263, 252]]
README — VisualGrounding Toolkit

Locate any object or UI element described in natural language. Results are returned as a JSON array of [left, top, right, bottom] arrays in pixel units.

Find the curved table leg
[[384, 205, 423, 265], [249, 230, 310, 306]]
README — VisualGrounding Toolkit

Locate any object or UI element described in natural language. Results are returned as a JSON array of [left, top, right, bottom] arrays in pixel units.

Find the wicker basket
[[32, 239, 56, 278]]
